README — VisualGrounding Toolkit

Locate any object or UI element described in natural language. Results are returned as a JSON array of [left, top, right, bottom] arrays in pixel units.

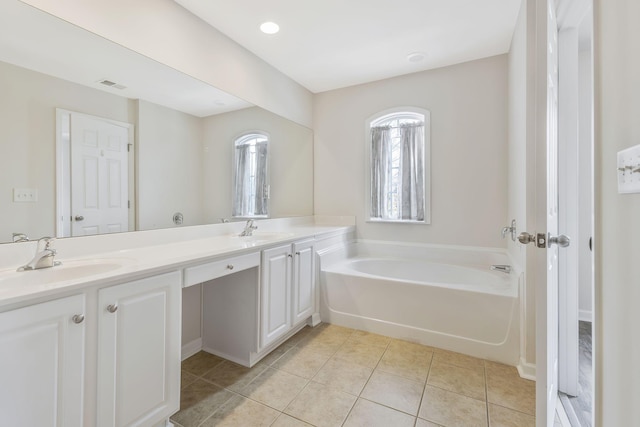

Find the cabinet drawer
[[184, 252, 260, 287]]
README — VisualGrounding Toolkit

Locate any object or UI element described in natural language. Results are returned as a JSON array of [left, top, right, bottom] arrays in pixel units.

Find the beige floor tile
[[171, 379, 234, 427], [285, 381, 357, 427], [199, 394, 280, 427], [202, 360, 268, 392], [333, 340, 387, 369], [284, 326, 314, 347], [181, 351, 226, 376], [271, 413, 314, 426], [343, 398, 416, 427], [259, 343, 294, 366], [488, 404, 536, 427], [388, 339, 437, 355], [378, 344, 433, 383], [349, 330, 392, 348], [272, 345, 335, 378], [360, 370, 424, 415], [312, 357, 373, 395], [297, 326, 353, 351], [427, 360, 486, 400], [432, 349, 485, 370], [239, 367, 308, 411], [415, 418, 442, 427], [485, 362, 535, 415], [181, 370, 199, 389], [419, 385, 488, 427]]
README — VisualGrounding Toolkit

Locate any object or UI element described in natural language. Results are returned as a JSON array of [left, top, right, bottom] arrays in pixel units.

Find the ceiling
[[174, 0, 522, 93]]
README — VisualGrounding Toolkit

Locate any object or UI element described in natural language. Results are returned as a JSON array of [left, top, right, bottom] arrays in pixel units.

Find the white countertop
[[0, 216, 355, 308]]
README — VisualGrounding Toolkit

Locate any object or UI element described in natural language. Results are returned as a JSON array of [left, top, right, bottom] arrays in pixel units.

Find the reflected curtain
[[233, 140, 268, 217]]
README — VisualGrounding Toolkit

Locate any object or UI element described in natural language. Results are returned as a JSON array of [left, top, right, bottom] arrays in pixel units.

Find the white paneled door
[[70, 113, 129, 236]]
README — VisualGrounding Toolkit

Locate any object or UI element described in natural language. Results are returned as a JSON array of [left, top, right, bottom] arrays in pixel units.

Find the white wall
[[314, 55, 508, 248], [20, 0, 313, 128], [137, 100, 204, 230], [0, 60, 134, 242], [202, 107, 314, 222], [594, 0, 640, 423]]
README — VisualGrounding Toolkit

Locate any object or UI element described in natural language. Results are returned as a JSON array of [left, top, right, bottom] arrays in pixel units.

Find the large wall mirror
[[0, 0, 313, 244]]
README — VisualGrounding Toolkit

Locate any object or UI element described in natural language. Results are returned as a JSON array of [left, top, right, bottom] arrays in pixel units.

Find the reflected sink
[[0, 258, 129, 288]]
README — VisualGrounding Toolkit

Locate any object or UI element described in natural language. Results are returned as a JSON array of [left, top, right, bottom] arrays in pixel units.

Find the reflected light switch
[[617, 144, 640, 194]]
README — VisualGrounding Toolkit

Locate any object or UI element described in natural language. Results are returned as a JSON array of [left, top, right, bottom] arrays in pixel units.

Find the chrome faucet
[[239, 219, 258, 237], [501, 219, 517, 241], [490, 265, 512, 274], [18, 237, 60, 271]]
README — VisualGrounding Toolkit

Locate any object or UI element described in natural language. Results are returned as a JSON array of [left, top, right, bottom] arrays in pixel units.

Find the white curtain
[[370, 122, 424, 221], [400, 123, 425, 221], [370, 125, 392, 219]]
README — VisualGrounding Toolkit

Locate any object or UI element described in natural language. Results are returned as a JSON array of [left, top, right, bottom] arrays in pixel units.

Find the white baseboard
[[579, 309, 592, 323], [517, 357, 536, 381], [181, 338, 202, 361], [308, 313, 321, 327]]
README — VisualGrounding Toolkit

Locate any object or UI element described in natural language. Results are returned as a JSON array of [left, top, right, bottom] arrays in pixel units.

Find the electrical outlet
[[13, 188, 38, 202], [617, 145, 640, 194]]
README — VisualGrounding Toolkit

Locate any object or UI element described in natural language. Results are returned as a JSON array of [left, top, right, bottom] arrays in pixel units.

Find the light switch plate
[[13, 188, 38, 202], [617, 145, 640, 194]]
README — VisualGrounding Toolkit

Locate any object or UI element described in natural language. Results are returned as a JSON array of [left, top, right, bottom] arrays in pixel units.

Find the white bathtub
[[319, 241, 520, 365]]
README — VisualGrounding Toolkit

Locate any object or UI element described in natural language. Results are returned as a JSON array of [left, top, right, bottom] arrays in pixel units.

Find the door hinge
[[127, 143, 133, 152], [128, 200, 130, 209]]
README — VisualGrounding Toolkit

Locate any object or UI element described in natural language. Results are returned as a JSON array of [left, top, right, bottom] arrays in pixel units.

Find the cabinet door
[[97, 271, 181, 427], [0, 294, 85, 427], [260, 244, 292, 349], [292, 239, 315, 325]]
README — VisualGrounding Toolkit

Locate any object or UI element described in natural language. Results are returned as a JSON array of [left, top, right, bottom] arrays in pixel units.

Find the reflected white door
[[70, 114, 129, 236], [545, 0, 561, 424]]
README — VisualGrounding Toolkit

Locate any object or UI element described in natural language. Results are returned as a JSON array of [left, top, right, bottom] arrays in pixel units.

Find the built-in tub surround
[[319, 241, 520, 366], [0, 216, 355, 308]]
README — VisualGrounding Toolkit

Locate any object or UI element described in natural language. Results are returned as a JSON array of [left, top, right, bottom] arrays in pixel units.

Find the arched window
[[232, 132, 269, 218], [366, 108, 430, 223]]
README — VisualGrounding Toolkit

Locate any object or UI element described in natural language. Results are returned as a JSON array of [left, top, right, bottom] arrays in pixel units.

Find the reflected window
[[367, 108, 430, 223], [233, 133, 269, 218]]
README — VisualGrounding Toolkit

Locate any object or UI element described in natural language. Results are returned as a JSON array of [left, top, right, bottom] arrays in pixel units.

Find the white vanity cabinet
[[260, 239, 315, 349], [96, 271, 181, 427], [0, 294, 86, 427]]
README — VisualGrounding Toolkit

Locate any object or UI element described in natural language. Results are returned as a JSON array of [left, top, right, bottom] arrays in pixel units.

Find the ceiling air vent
[[97, 79, 127, 90]]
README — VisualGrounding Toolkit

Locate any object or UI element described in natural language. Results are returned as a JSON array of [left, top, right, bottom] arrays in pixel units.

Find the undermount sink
[[0, 258, 129, 288], [230, 231, 295, 245]]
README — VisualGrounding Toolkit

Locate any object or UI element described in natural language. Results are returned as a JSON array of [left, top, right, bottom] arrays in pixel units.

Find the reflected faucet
[[12, 232, 30, 243], [18, 237, 60, 271], [239, 220, 258, 237], [501, 219, 517, 241]]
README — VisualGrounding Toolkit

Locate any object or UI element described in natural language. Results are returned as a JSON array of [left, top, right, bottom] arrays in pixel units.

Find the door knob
[[74, 215, 84, 221], [548, 233, 570, 248], [517, 232, 547, 248]]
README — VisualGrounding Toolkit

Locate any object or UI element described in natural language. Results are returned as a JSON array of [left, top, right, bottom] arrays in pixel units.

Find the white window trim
[[364, 106, 431, 224]]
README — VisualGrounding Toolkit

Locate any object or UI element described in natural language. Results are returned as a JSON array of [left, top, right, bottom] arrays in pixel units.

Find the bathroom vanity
[[0, 216, 354, 427]]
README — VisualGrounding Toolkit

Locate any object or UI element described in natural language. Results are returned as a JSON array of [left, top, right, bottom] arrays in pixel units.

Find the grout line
[[484, 364, 490, 426]]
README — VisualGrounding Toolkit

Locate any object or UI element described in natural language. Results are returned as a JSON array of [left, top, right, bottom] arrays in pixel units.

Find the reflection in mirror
[[0, 0, 314, 244], [232, 133, 269, 219]]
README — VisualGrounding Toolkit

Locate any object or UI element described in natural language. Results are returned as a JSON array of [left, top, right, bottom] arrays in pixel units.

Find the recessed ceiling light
[[407, 52, 426, 63], [260, 21, 280, 35]]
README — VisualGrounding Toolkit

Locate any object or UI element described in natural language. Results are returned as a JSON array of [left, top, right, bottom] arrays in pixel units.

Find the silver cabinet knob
[[288, 253, 293, 258], [295, 251, 301, 256], [226, 264, 234, 270], [106, 304, 118, 313], [74, 215, 84, 221], [72, 314, 85, 324]]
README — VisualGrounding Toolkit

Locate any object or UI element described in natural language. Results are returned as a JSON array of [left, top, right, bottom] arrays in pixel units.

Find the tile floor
[[171, 324, 536, 427]]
